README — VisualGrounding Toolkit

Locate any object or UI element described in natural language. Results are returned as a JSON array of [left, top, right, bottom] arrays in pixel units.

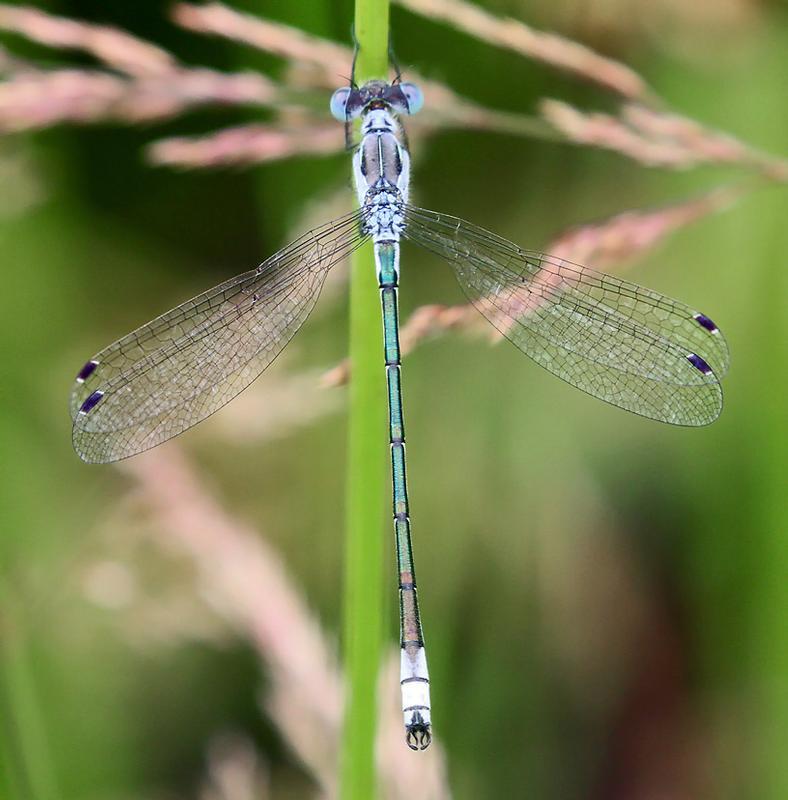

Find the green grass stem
[[0, 594, 59, 800], [340, 2, 391, 798]]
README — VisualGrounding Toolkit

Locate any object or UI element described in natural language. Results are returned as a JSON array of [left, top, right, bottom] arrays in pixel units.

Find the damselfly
[[70, 77, 728, 751]]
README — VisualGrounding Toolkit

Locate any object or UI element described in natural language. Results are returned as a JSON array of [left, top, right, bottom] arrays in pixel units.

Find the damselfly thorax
[[355, 117, 410, 240]]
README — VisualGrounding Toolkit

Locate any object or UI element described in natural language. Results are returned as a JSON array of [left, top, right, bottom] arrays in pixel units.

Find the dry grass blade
[[546, 185, 743, 266], [171, 1, 552, 142], [542, 99, 788, 175], [0, 3, 175, 76], [622, 104, 788, 178], [542, 99, 702, 168], [394, 0, 652, 102], [119, 446, 453, 798], [172, 2, 350, 85], [120, 447, 343, 796], [201, 733, 271, 800], [0, 67, 279, 130], [0, 69, 125, 131], [1, 3, 781, 176], [0, 1, 549, 145], [149, 120, 342, 168], [169, 2, 785, 175]]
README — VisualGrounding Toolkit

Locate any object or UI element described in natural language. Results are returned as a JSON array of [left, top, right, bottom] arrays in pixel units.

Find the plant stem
[[0, 593, 59, 800], [341, 2, 390, 799]]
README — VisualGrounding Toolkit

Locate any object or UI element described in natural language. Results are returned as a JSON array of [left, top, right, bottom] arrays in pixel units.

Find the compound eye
[[329, 87, 352, 121], [399, 83, 423, 114]]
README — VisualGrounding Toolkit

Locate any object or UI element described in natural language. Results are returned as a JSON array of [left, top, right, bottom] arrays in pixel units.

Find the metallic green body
[[377, 242, 423, 637]]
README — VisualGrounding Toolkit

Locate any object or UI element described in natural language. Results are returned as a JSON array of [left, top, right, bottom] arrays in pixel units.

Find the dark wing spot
[[693, 313, 719, 333], [687, 353, 713, 375], [79, 390, 105, 414], [76, 359, 99, 383]]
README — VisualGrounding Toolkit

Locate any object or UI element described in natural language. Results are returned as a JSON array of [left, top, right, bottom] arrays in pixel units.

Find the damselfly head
[[330, 80, 423, 122]]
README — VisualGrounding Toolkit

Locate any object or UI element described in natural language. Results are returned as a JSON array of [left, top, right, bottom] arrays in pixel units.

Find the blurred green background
[[1, 1, 786, 798]]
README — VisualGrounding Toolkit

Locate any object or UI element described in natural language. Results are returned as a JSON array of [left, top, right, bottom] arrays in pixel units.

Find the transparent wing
[[403, 205, 727, 426], [70, 209, 367, 463]]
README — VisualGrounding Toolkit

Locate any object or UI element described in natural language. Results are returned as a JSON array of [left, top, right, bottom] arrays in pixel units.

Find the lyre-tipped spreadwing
[[70, 69, 728, 750]]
